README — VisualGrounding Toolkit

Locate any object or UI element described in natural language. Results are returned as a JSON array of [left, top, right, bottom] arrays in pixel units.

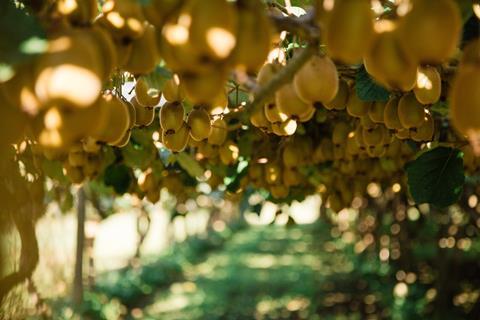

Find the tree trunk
[[72, 187, 86, 306]]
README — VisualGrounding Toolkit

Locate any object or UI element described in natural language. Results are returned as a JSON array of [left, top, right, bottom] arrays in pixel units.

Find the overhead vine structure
[[0, 0, 480, 316]]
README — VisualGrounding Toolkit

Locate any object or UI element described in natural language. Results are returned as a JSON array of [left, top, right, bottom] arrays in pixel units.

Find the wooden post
[[72, 187, 86, 306]]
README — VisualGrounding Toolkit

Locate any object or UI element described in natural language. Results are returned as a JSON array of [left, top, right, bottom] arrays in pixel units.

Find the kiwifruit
[[397, 92, 426, 129], [460, 39, 480, 68], [450, 66, 480, 138], [93, 94, 131, 145], [293, 54, 339, 104], [162, 121, 189, 152], [250, 105, 270, 130], [124, 23, 160, 75], [325, 0, 374, 64], [34, 29, 104, 108], [232, 0, 273, 73], [271, 119, 297, 136], [265, 162, 281, 185], [180, 71, 227, 105], [414, 66, 441, 105], [207, 118, 228, 145], [368, 101, 386, 124], [283, 167, 302, 187], [90, 24, 119, 80], [275, 82, 314, 120], [100, 0, 146, 41], [383, 96, 403, 130], [264, 103, 288, 123], [282, 142, 302, 168], [56, 0, 98, 25], [219, 140, 239, 165], [346, 88, 371, 118], [332, 122, 351, 146], [411, 112, 435, 142], [363, 125, 386, 147], [135, 77, 161, 107], [131, 97, 155, 127], [398, 0, 461, 64], [160, 101, 184, 133], [363, 27, 417, 92], [163, 74, 185, 102], [257, 62, 282, 104], [187, 108, 212, 141], [324, 78, 349, 110], [187, 0, 238, 61], [270, 184, 289, 199]]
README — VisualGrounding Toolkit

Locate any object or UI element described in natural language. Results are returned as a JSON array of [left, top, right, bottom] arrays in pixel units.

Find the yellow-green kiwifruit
[[232, 0, 273, 73], [411, 112, 435, 142], [460, 39, 480, 68], [93, 94, 131, 145], [395, 128, 410, 140], [324, 78, 349, 110], [383, 96, 403, 130], [363, 26, 417, 92], [298, 106, 316, 123], [317, 138, 334, 162], [125, 100, 136, 129], [68, 146, 87, 167], [271, 119, 297, 136], [257, 62, 282, 104], [82, 136, 102, 153], [363, 125, 386, 147], [163, 74, 185, 102], [100, 0, 146, 41], [450, 66, 480, 139], [264, 103, 288, 123], [90, 24, 119, 80], [206, 90, 229, 115], [208, 118, 228, 145], [414, 66, 441, 105], [366, 144, 386, 158], [135, 77, 161, 107], [180, 71, 227, 105], [124, 23, 160, 75], [325, 0, 374, 64], [346, 88, 371, 118], [346, 132, 361, 157], [130, 97, 155, 127], [398, 0, 461, 64], [160, 101, 184, 133], [187, 108, 212, 141], [354, 125, 366, 150], [293, 54, 339, 104], [114, 130, 132, 147], [187, 0, 238, 61], [332, 122, 351, 146], [142, 0, 180, 28], [219, 140, 239, 165], [34, 29, 103, 108], [275, 82, 315, 120], [56, 0, 98, 25], [360, 114, 376, 129], [398, 92, 426, 129], [198, 141, 219, 159], [162, 121, 189, 152], [37, 103, 102, 151], [368, 101, 386, 124], [250, 105, 270, 130]]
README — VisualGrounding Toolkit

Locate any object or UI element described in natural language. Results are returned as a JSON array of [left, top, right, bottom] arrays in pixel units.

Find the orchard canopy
[[1, 0, 480, 317]]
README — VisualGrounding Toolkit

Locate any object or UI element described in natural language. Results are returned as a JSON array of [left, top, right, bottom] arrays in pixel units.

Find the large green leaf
[[176, 152, 204, 178], [104, 164, 133, 195], [406, 147, 465, 208], [355, 65, 390, 102]]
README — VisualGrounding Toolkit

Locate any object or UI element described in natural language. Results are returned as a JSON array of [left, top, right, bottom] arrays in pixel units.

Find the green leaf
[[225, 162, 249, 193], [356, 65, 390, 102], [104, 164, 133, 195], [176, 152, 204, 178], [406, 147, 465, 208], [0, 2, 46, 65], [430, 100, 449, 117]]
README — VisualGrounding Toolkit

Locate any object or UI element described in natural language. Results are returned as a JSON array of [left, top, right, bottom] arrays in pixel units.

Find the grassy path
[[140, 223, 365, 320]]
